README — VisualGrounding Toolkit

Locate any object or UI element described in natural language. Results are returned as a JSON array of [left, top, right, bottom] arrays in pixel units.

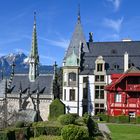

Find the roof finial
[[78, 4, 81, 23], [34, 11, 36, 26]]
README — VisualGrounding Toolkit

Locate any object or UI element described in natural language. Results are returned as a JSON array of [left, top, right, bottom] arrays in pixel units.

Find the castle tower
[[62, 6, 89, 115], [29, 12, 39, 82]]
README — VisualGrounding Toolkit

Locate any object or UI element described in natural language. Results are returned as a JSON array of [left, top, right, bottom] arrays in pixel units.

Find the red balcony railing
[[126, 84, 140, 91]]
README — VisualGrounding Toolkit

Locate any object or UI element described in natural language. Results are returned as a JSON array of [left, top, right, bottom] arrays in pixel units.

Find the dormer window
[[95, 56, 105, 73], [97, 63, 103, 72]]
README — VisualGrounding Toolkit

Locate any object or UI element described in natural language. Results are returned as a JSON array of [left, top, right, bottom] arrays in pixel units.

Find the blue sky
[[0, 0, 140, 65]]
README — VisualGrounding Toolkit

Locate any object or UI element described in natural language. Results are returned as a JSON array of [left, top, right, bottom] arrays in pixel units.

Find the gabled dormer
[[94, 56, 105, 74]]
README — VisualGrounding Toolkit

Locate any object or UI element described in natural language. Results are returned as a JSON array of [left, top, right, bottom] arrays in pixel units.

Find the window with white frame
[[70, 89, 75, 101], [95, 75, 105, 82], [95, 85, 104, 99], [115, 93, 121, 102]]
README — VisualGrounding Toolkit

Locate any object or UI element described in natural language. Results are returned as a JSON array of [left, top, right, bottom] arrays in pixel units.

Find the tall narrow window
[[83, 88, 88, 99], [115, 93, 121, 102], [63, 89, 66, 101], [70, 89, 75, 101], [97, 64, 103, 72]]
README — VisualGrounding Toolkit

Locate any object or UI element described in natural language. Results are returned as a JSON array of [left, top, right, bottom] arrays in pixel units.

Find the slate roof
[[81, 41, 140, 75], [8, 74, 53, 95], [64, 18, 89, 61]]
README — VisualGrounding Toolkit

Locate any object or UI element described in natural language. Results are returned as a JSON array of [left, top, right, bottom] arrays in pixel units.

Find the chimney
[[124, 52, 129, 72]]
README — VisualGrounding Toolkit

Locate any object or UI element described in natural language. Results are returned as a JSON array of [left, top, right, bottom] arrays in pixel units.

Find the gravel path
[[98, 123, 111, 134]]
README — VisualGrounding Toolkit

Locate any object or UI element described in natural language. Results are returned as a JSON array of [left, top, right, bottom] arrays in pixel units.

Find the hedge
[[118, 115, 129, 123], [49, 99, 65, 120], [58, 114, 75, 125], [15, 127, 30, 140], [61, 124, 89, 140], [0, 130, 15, 140], [30, 135, 62, 140], [108, 116, 119, 123], [97, 114, 109, 122], [34, 126, 62, 137], [136, 116, 140, 124]]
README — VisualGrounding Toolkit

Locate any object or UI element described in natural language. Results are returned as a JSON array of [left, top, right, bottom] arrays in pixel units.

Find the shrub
[[136, 116, 140, 124], [15, 121, 25, 128], [0, 131, 8, 140], [45, 126, 62, 136], [108, 116, 119, 123], [118, 115, 129, 123], [58, 114, 75, 125], [97, 114, 109, 122], [49, 98, 65, 120], [30, 135, 62, 140], [15, 127, 30, 140], [83, 113, 90, 124], [33, 125, 62, 137], [61, 124, 89, 140], [34, 127, 46, 137]]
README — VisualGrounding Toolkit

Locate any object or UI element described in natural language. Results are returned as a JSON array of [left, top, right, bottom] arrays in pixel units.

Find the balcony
[[126, 84, 140, 91]]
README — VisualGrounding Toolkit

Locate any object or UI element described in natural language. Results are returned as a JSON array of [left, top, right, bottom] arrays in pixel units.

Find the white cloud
[[107, 0, 121, 11], [104, 17, 123, 32], [39, 37, 69, 49]]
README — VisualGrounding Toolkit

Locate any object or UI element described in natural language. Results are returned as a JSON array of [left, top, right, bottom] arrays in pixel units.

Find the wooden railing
[[126, 84, 140, 91]]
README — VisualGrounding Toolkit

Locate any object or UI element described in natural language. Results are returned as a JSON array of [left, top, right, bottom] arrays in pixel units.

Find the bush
[[33, 125, 62, 137], [0, 131, 8, 140], [136, 116, 140, 124], [49, 99, 65, 120], [61, 124, 89, 140], [15, 121, 25, 128], [30, 135, 62, 140], [34, 127, 46, 137], [15, 127, 30, 140], [45, 126, 62, 136], [118, 115, 129, 123], [58, 114, 75, 125], [108, 116, 119, 123], [83, 113, 90, 124], [97, 114, 109, 122]]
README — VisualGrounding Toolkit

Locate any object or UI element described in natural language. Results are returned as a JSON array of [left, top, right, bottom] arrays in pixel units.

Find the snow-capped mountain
[[0, 52, 54, 77]]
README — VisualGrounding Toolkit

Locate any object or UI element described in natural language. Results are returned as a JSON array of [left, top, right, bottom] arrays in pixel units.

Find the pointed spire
[[31, 12, 39, 63], [77, 4, 81, 23], [29, 12, 39, 82], [34, 12, 36, 26]]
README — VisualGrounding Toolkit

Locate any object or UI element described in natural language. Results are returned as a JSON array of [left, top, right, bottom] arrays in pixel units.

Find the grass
[[108, 124, 140, 140]]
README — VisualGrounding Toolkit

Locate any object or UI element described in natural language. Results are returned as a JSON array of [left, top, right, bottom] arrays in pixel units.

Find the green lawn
[[108, 124, 140, 140]]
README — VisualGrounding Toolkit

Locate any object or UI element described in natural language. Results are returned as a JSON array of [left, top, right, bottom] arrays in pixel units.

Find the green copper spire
[[29, 12, 39, 82], [30, 12, 39, 64]]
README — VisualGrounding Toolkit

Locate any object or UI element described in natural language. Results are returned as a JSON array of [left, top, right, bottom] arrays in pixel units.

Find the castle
[[61, 10, 140, 117], [1, 9, 140, 124]]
